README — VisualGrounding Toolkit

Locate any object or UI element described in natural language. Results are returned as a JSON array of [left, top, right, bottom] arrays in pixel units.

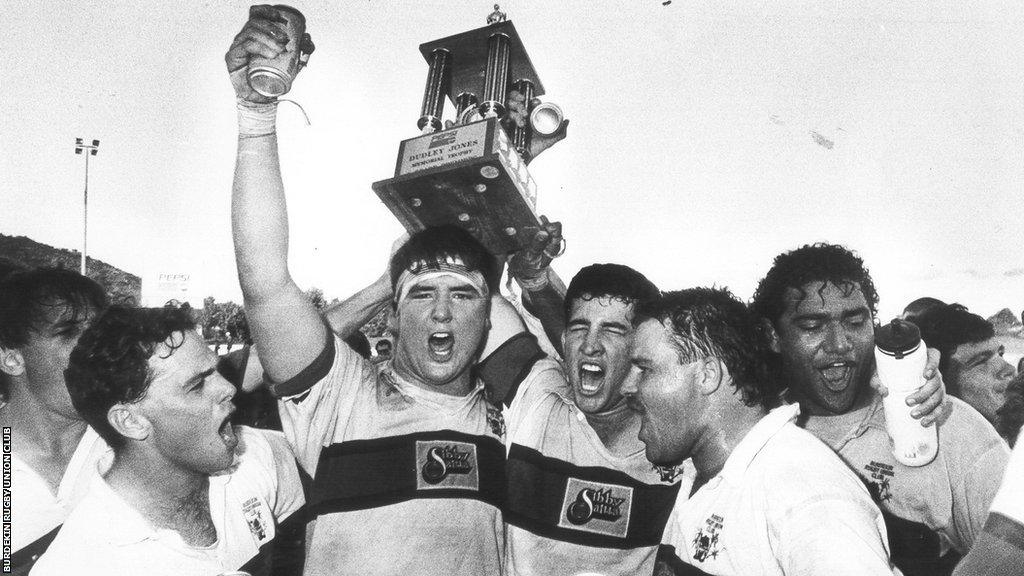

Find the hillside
[[0, 233, 141, 303]]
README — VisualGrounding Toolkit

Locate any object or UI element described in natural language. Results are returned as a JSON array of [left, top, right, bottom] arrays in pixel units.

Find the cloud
[[1005, 268, 1024, 277]]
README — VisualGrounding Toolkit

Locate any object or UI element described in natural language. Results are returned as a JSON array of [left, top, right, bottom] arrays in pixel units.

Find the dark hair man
[[227, 9, 507, 575], [479, 263, 692, 575], [902, 296, 946, 326], [623, 288, 894, 574], [752, 243, 1010, 576], [915, 303, 1016, 425], [30, 306, 303, 575], [0, 267, 109, 574]]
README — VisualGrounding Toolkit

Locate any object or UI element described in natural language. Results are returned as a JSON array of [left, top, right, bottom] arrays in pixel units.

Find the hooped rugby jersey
[[10, 425, 109, 575], [661, 404, 894, 576], [479, 334, 693, 576], [273, 332, 507, 576], [802, 395, 1009, 576], [29, 427, 304, 576]]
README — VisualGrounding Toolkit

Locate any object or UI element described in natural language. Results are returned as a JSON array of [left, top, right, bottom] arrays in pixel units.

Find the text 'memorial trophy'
[[372, 6, 565, 256]]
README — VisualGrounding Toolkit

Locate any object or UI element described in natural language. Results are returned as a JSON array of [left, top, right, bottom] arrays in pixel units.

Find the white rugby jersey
[[803, 395, 1009, 575], [30, 427, 304, 576], [274, 333, 507, 576], [662, 404, 894, 576], [481, 334, 693, 576], [11, 425, 109, 573]]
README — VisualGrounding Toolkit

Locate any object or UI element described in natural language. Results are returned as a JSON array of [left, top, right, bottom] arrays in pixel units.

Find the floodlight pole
[[74, 138, 100, 275]]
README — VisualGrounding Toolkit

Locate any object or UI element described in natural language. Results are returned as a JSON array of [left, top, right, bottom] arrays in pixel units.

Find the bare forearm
[[324, 273, 392, 338], [232, 132, 292, 302], [521, 284, 565, 357]]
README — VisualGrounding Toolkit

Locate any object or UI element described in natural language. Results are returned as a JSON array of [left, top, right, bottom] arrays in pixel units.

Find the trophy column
[[479, 33, 510, 119], [417, 48, 451, 133]]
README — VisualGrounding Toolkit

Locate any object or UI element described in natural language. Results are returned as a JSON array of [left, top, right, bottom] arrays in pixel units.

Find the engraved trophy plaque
[[372, 8, 564, 259]]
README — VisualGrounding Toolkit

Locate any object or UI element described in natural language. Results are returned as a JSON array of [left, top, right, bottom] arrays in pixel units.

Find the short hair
[[0, 267, 108, 349], [65, 306, 196, 449], [389, 225, 500, 296], [902, 297, 946, 325], [914, 304, 994, 393], [564, 263, 660, 320], [637, 287, 780, 410], [752, 243, 879, 327]]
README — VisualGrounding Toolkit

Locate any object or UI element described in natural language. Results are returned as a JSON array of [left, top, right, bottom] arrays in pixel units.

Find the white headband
[[394, 256, 488, 304]]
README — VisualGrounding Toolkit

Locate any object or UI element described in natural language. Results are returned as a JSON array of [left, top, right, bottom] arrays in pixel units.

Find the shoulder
[[756, 423, 869, 496], [233, 426, 294, 472], [939, 397, 1009, 463]]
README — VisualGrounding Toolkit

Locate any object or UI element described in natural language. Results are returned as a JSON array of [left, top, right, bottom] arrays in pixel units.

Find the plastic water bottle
[[875, 319, 938, 467]]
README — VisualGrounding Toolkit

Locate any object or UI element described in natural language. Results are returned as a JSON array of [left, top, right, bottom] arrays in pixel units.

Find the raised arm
[[227, 6, 325, 383], [507, 218, 567, 355], [322, 273, 392, 339]]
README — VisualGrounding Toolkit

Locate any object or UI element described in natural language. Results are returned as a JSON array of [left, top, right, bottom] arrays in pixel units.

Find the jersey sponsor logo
[[557, 478, 633, 538], [863, 460, 894, 502], [415, 440, 480, 490], [242, 496, 270, 544], [692, 513, 723, 563]]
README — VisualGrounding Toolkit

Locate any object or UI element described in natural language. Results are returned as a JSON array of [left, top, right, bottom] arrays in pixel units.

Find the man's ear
[[763, 319, 782, 354], [0, 347, 25, 377], [697, 357, 724, 396], [108, 404, 150, 442]]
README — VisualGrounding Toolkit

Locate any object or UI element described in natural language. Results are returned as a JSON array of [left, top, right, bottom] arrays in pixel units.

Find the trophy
[[372, 7, 565, 260]]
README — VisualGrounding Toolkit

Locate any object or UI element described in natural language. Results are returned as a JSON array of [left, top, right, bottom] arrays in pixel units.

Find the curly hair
[[65, 306, 195, 449], [637, 287, 780, 410], [389, 225, 500, 296], [752, 243, 879, 327], [564, 263, 660, 321]]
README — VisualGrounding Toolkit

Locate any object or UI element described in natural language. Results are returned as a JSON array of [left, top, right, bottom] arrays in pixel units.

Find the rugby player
[[227, 8, 507, 574], [30, 306, 304, 575], [624, 288, 896, 575], [0, 267, 109, 574], [752, 243, 1011, 576], [481, 263, 694, 575]]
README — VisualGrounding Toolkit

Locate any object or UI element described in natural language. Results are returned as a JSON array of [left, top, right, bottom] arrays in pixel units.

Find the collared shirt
[[495, 349, 692, 576], [803, 395, 1009, 559], [663, 404, 895, 576], [274, 333, 506, 576], [29, 427, 303, 576], [11, 426, 109, 571]]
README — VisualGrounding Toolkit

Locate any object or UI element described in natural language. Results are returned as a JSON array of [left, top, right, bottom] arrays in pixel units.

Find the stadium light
[[73, 138, 100, 274]]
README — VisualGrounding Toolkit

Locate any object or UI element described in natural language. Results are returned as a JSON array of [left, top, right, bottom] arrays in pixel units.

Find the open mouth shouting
[[818, 360, 856, 392], [218, 408, 238, 450], [428, 331, 455, 362], [578, 361, 606, 395]]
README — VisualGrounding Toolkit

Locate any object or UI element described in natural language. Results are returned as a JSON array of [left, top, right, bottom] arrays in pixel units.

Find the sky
[[2, 1, 1023, 321]]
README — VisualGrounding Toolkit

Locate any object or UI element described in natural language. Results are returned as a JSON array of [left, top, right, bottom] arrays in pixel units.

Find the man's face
[[392, 273, 489, 389], [949, 338, 1016, 423], [15, 300, 97, 418], [623, 318, 704, 466], [561, 296, 636, 415], [773, 281, 875, 415], [135, 330, 238, 474]]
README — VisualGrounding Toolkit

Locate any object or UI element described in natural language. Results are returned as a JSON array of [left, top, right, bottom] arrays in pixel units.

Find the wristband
[[515, 268, 550, 292], [237, 99, 278, 137]]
